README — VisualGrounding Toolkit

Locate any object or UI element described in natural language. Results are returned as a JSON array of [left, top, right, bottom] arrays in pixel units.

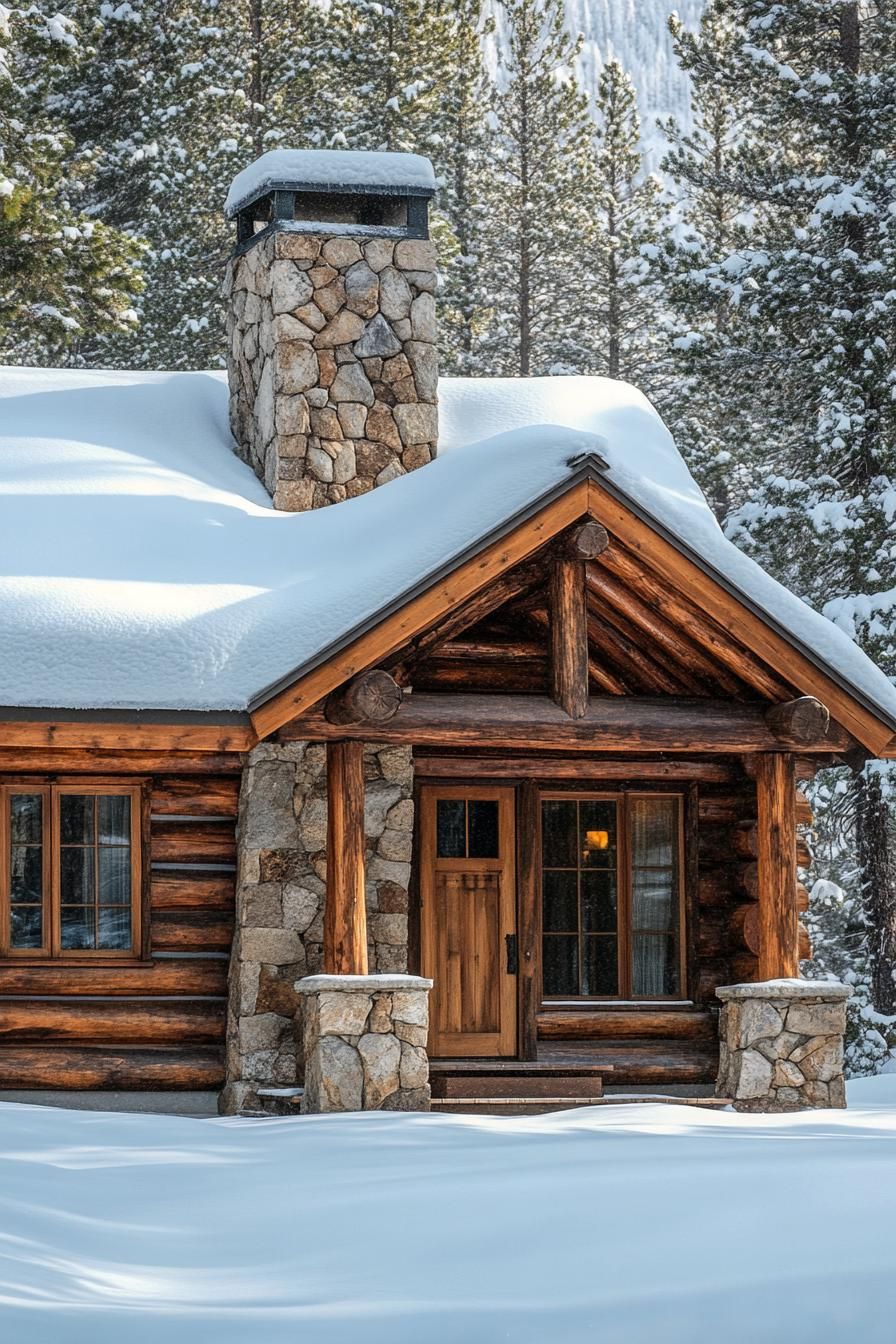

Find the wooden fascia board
[[581, 481, 893, 755], [250, 481, 594, 738], [0, 718, 256, 754]]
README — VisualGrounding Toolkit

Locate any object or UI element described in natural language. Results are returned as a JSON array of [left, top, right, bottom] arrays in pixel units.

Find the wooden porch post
[[755, 752, 799, 980], [324, 739, 368, 975]]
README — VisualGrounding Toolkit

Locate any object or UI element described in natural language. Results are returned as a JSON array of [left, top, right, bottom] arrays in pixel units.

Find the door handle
[[505, 933, 518, 975]]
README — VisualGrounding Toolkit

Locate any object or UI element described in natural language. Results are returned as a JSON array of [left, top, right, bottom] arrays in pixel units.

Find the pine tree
[[335, 0, 460, 157], [478, 0, 595, 375], [0, 5, 143, 364], [55, 0, 347, 370], [694, 0, 896, 1039], [655, 6, 768, 520], [434, 1, 494, 374], [588, 59, 665, 391]]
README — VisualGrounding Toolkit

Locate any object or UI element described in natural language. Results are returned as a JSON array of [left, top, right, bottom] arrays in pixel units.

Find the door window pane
[[543, 870, 578, 932], [633, 934, 679, 996], [631, 797, 675, 866], [542, 800, 577, 867], [580, 800, 617, 868], [436, 799, 466, 858], [583, 936, 618, 996], [468, 800, 499, 858], [542, 798, 619, 996], [581, 870, 617, 933], [632, 869, 675, 931], [543, 935, 578, 996]]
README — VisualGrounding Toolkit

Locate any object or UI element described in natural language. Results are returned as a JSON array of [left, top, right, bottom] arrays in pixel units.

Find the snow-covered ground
[[1, 1079, 895, 1342]]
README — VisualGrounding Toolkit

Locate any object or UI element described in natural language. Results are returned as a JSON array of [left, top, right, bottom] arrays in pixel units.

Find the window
[[541, 793, 684, 999], [1, 784, 143, 958]]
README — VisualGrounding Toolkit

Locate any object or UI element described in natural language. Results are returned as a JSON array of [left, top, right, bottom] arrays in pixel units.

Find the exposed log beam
[[594, 546, 792, 701], [281, 694, 851, 753], [415, 755, 738, 782], [562, 521, 609, 560], [325, 669, 403, 727], [586, 612, 691, 697], [587, 593, 710, 696], [386, 558, 547, 683], [529, 609, 627, 696], [765, 697, 831, 746], [430, 637, 546, 662], [585, 567, 746, 698], [755, 752, 800, 979], [550, 556, 590, 718], [324, 741, 368, 975]]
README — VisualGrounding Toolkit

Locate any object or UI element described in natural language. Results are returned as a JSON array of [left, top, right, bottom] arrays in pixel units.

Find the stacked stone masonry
[[219, 740, 413, 1115], [716, 980, 851, 1112], [224, 229, 438, 510], [297, 974, 432, 1112]]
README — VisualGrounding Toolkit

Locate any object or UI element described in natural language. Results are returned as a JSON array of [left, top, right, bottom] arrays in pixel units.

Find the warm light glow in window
[[585, 829, 609, 852]]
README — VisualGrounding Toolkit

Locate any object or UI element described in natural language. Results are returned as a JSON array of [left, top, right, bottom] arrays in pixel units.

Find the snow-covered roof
[[1, 365, 895, 733], [225, 150, 437, 217]]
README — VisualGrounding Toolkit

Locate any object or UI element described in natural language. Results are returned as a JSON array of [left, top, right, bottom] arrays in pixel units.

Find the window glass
[[436, 799, 465, 858], [9, 794, 43, 949], [542, 798, 619, 996], [59, 794, 133, 952], [436, 798, 500, 859], [467, 800, 499, 858], [542, 794, 681, 999], [630, 797, 680, 996]]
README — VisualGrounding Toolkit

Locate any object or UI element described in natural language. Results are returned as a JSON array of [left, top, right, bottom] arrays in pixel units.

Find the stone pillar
[[224, 231, 438, 511], [296, 974, 432, 1112], [716, 979, 851, 1112], [219, 741, 414, 1115]]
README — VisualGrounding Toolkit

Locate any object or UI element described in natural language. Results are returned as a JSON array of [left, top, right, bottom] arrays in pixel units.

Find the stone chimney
[[224, 150, 438, 510]]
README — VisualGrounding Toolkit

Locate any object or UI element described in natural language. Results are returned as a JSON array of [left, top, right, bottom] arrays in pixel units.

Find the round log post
[[324, 740, 368, 975]]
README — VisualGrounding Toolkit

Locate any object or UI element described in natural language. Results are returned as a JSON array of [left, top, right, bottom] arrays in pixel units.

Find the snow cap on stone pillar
[[223, 148, 439, 511]]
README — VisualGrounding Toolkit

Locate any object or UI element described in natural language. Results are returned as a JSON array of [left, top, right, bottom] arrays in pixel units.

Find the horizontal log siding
[[0, 772, 238, 1089]]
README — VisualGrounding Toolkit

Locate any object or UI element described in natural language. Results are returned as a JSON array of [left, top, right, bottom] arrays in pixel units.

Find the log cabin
[[0, 149, 893, 1112]]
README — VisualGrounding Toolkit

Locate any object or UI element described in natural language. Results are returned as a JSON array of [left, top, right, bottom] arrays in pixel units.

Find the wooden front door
[[420, 786, 517, 1057]]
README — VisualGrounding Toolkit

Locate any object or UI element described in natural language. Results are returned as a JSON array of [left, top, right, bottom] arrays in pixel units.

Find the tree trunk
[[856, 768, 896, 1014]]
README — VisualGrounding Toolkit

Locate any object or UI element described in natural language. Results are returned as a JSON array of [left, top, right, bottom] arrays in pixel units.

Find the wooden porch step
[[540, 1042, 718, 1086], [432, 1072, 605, 1100]]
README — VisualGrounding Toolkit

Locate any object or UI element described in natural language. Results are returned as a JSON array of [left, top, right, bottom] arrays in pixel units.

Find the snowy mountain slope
[[491, 0, 705, 166], [570, 0, 704, 140]]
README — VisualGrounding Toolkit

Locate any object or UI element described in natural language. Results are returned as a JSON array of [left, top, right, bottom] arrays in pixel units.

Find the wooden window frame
[[539, 789, 687, 1004], [0, 780, 148, 963]]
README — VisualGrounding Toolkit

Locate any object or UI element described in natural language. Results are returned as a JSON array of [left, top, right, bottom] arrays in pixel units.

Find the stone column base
[[296, 973, 433, 1113], [716, 979, 851, 1112]]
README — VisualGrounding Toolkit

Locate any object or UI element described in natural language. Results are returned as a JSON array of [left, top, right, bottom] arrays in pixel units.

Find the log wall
[[0, 771, 239, 1089]]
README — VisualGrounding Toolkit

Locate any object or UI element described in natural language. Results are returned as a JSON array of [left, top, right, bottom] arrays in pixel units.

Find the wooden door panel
[[421, 787, 516, 1057]]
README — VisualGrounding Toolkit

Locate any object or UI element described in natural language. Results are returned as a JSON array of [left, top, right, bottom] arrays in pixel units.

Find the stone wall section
[[224, 229, 438, 510], [297, 974, 431, 1112], [716, 979, 851, 1111], [220, 740, 414, 1114]]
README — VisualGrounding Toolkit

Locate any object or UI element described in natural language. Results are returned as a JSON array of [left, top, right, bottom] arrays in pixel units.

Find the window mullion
[[621, 794, 631, 1000]]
